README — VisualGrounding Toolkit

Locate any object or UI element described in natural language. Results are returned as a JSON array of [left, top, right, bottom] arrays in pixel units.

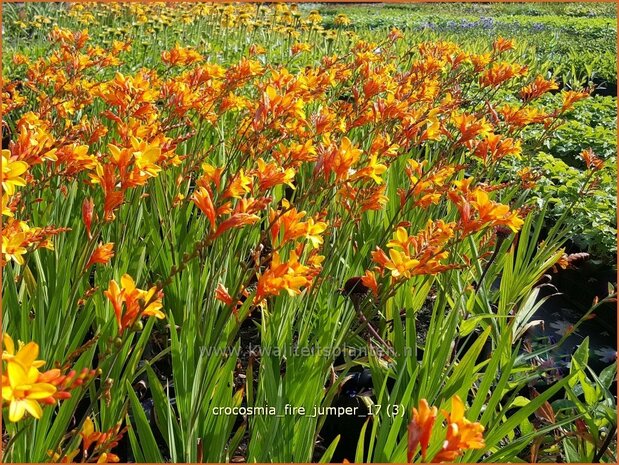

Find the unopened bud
[[131, 320, 143, 332]]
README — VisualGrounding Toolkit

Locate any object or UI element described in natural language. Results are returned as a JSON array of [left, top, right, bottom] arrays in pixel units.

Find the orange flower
[[451, 113, 492, 145], [444, 396, 485, 447], [385, 249, 420, 279], [360, 270, 379, 297], [581, 148, 604, 171], [161, 43, 203, 66], [108, 137, 163, 184], [215, 283, 235, 306], [255, 158, 295, 191], [451, 188, 524, 235], [123, 275, 165, 320], [198, 162, 224, 190], [291, 42, 311, 55], [270, 204, 327, 249], [480, 62, 527, 88], [432, 396, 485, 462], [213, 213, 260, 239], [80, 417, 102, 452], [517, 167, 538, 189], [82, 198, 95, 239], [404, 160, 456, 208], [11, 113, 57, 166], [253, 84, 305, 130], [388, 27, 404, 42], [94, 70, 159, 113], [561, 89, 589, 112], [191, 186, 217, 231], [471, 189, 523, 233], [432, 423, 463, 462], [473, 133, 521, 164], [492, 37, 514, 53], [249, 44, 266, 56], [408, 396, 485, 463], [373, 221, 458, 280], [51, 415, 125, 463], [519, 75, 558, 102], [86, 243, 114, 268], [408, 399, 438, 462], [254, 250, 317, 303], [469, 53, 491, 72], [273, 140, 317, 165], [104, 279, 124, 331], [50, 26, 90, 49], [360, 185, 389, 212], [322, 137, 363, 182], [351, 154, 388, 184], [224, 169, 253, 199], [498, 104, 547, 129], [104, 274, 165, 334], [90, 164, 124, 221]]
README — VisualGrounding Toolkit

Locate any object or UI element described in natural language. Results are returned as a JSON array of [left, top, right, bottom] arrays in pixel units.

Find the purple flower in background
[[594, 347, 617, 364], [550, 320, 576, 337], [478, 17, 495, 29], [418, 21, 435, 30]]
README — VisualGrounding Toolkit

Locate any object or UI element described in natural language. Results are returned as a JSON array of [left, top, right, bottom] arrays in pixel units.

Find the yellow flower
[[2, 361, 55, 421], [2, 149, 28, 196], [334, 14, 351, 26], [385, 249, 420, 278], [2, 336, 56, 422], [2, 334, 45, 369], [140, 286, 165, 319], [98, 452, 120, 463], [131, 137, 162, 177], [2, 230, 28, 265], [386, 227, 409, 250], [225, 169, 253, 199], [2, 193, 13, 217], [353, 154, 388, 184], [366, 155, 387, 184], [304, 218, 328, 249]]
